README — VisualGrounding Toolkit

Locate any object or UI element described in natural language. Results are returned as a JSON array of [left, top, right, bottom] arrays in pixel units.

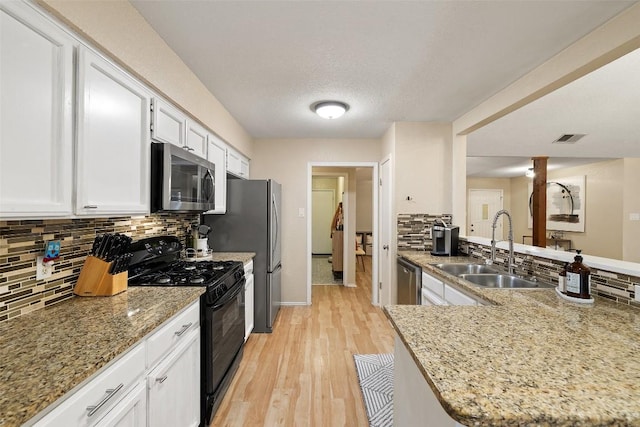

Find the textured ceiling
[[131, 1, 634, 140]]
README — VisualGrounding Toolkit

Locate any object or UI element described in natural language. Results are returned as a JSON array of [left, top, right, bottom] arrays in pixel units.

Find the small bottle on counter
[[557, 263, 568, 294], [566, 250, 591, 299], [185, 227, 194, 249]]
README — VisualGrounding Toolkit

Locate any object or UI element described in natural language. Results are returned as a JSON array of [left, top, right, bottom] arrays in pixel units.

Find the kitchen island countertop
[[388, 251, 640, 426]]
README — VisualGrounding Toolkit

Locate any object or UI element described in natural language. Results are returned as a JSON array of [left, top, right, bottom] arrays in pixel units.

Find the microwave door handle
[[202, 169, 214, 201]]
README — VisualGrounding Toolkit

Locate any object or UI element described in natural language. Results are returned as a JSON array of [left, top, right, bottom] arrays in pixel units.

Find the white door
[[0, 2, 74, 217], [379, 157, 392, 306], [75, 46, 151, 216], [468, 189, 503, 239], [312, 189, 335, 254]]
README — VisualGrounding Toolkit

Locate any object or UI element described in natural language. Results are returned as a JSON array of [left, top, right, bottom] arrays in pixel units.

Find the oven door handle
[[210, 282, 244, 311]]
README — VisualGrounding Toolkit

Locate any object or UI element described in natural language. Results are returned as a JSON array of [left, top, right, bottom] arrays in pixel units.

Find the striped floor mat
[[353, 353, 394, 427]]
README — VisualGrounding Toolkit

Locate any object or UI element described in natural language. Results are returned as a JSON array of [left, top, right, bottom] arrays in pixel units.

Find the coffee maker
[[430, 220, 459, 256]]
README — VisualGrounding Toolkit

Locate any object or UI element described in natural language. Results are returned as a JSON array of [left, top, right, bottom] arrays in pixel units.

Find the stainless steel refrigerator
[[203, 179, 282, 333]]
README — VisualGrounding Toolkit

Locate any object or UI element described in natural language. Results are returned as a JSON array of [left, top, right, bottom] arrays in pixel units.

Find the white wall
[[39, 0, 253, 157], [394, 122, 453, 215], [250, 139, 380, 304], [623, 158, 640, 262]]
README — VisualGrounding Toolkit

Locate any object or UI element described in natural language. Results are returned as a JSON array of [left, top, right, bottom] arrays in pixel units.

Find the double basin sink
[[432, 263, 554, 289]]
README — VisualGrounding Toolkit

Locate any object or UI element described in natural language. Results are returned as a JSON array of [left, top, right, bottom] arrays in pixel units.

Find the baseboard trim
[[280, 301, 309, 306]]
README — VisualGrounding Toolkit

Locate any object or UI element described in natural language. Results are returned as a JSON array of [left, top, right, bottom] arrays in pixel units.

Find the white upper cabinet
[[205, 134, 227, 214], [75, 46, 151, 216], [0, 2, 74, 217], [151, 98, 186, 147], [227, 147, 250, 179], [186, 120, 208, 158]]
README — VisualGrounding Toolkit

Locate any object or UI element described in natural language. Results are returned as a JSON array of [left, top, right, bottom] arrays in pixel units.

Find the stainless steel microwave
[[150, 142, 215, 212]]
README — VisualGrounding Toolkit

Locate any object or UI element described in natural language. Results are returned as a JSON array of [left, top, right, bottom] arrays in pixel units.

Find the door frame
[[306, 162, 379, 305]]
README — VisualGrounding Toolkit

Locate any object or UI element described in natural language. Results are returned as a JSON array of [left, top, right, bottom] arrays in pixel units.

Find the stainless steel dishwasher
[[397, 257, 421, 304]]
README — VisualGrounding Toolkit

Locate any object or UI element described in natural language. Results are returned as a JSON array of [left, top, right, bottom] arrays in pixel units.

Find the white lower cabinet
[[33, 343, 146, 427], [444, 284, 478, 306], [147, 328, 200, 427], [244, 260, 255, 341], [93, 381, 147, 427], [32, 300, 201, 427], [394, 335, 467, 427], [422, 271, 478, 306]]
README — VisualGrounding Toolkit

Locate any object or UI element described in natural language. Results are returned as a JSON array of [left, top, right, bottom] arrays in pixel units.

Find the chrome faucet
[[490, 209, 514, 275]]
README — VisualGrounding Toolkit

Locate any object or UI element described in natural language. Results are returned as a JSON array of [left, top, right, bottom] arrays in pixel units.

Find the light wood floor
[[212, 256, 395, 426]]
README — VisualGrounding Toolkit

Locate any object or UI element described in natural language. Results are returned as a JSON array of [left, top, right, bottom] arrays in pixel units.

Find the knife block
[[74, 256, 127, 297]]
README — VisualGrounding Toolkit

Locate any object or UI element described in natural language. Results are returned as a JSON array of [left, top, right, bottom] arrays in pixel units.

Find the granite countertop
[[388, 251, 640, 426], [0, 252, 255, 426], [210, 252, 255, 264]]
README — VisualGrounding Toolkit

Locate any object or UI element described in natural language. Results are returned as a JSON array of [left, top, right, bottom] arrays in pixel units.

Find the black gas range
[[127, 236, 245, 426]]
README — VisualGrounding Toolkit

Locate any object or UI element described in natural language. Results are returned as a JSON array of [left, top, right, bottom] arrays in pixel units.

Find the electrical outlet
[[635, 285, 640, 303], [36, 256, 53, 280]]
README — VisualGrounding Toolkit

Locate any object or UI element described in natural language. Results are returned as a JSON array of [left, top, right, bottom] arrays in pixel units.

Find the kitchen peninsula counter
[[388, 251, 640, 426]]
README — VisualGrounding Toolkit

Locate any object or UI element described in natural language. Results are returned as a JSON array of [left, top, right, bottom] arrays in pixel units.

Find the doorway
[[307, 162, 379, 305]]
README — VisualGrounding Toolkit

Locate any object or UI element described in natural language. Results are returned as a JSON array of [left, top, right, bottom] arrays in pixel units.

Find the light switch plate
[[635, 285, 640, 302], [630, 213, 640, 221], [298, 208, 305, 218]]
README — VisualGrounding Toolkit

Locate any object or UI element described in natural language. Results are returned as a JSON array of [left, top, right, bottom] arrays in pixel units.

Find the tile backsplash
[[397, 213, 453, 251], [462, 240, 640, 308], [0, 213, 199, 322]]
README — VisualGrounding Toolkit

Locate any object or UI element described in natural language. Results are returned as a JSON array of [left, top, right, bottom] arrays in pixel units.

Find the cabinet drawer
[[444, 284, 477, 306], [421, 272, 444, 298], [34, 343, 145, 427], [146, 300, 200, 367], [421, 288, 447, 306]]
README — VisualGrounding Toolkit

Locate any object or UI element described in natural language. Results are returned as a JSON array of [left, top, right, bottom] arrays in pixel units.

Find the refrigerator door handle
[[272, 193, 279, 261]]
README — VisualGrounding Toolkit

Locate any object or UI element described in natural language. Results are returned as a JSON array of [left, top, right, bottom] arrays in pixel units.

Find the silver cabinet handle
[[84, 205, 98, 209], [156, 375, 168, 384], [174, 322, 193, 337], [182, 145, 195, 152], [86, 383, 124, 416]]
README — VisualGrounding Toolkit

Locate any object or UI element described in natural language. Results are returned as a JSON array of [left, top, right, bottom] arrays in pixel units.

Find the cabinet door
[[147, 328, 200, 427], [75, 46, 151, 216], [151, 98, 186, 147], [444, 284, 477, 306], [226, 148, 242, 177], [93, 381, 146, 427], [245, 273, 254, 341], [186, 120, 208, 158], [0, 2, 74, 217], [240, 158, 250, 179], [204, 136, 227, 214]]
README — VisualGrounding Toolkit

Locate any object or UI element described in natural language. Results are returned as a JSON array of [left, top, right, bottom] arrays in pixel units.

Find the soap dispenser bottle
[[566, 250, 591, 299]]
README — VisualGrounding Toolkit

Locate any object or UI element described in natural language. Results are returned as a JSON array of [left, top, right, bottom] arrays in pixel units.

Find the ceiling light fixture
[[312, 101, 349, 119], [525, 168, 535, 178]]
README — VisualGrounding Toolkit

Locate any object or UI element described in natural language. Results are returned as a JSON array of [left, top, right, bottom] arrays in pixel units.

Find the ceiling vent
[[552, 134, 586, 144]]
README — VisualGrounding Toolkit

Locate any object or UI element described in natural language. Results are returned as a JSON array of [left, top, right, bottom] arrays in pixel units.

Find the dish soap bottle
[[566, 250, 591, 299]]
